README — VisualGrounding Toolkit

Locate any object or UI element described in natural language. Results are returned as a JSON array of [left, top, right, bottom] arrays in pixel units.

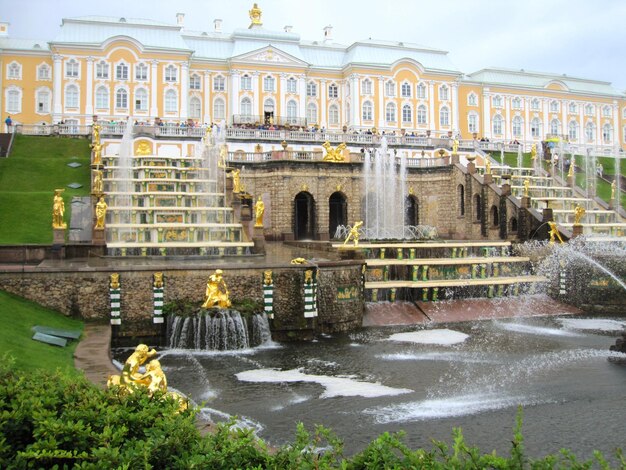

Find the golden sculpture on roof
[[322, 141, 347, 162], [249, 3, 262, 27]]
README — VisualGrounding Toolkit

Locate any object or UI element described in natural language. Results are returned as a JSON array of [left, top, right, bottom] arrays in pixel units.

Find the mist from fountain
[[363, 137, 408, 239], [613, 144, 622, 216], [114, 120, 134, 241]]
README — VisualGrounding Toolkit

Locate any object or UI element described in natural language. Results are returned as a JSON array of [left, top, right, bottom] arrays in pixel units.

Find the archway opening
[[405, 195, 419, 226], [294, 192, 316, 240], [329, 192, 347, 239]]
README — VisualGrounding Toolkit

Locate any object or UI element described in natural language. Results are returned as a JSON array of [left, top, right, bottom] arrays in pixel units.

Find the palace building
[[1, 5, 625, 146]]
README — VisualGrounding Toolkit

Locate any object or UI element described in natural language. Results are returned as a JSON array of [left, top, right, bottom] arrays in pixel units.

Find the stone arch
[[328, 191, 347, 239], [405, 195, 419, 226], [490, 205, 499, 227], [294, 191, 316, 240], [509, 216, 518, 233], [474, 194, 482, 221], [457, 184, 465, 216]]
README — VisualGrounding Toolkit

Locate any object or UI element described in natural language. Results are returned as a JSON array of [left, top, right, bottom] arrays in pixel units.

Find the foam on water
[[271, 394, 311, 411], [198, 407, 264, 433], [236, 368, 412, 398], [386, 329, 469, 345], [363, 393, 548, 424], [558, 318, 626, 332], [496, 321, 582, 337], [376, 351, 499, 364]]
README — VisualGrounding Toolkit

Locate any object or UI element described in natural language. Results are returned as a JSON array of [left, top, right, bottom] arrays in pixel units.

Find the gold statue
[[230, 169, 241, 193], [573, 204, 585, 225], [263, 270, 273, 285], [568, 161, 575, 177], [110, 273, 120, 289], [136, 140, 152, 156], [523, 179, 530, 197], [92, 123, 101, 143], [249, 3, 263, 26], [52, 189, 66, 229], [485, 158, 491, 175], [202, 269, 232, 309], [91, 141, 103, 166], [322, 141, 347, 162], [452, 138, 459, 154], [219, 144, 228, 168], [95, 196, 107, 229], [290, 257, 307, 264], [154, 272, 164, 288], [343, 221, 363, 246], [530, 144, 537, 161], [93, 169, 104, 194], [548, 221, 564, 244], [254, 196, 265, 227], [611, 180, 616, 200], [304, 269, 313, 283]]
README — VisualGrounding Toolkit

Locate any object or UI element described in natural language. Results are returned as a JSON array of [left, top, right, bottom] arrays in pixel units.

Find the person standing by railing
[[4, 115, 12, 133]]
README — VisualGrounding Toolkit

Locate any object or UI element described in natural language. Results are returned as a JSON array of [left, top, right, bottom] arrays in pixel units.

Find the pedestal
[[501, 183, 511, 196], [467, 162, 476, 174], [521, 196, 531, 209], [450, 153, 460, 164], [542, 208, 553, 223], [93, 227, 106, 245], [53, 227, 66, 245], [483, 174, 493, 184], [572, 224, 583, 238], [567, 175, 574, 187], [253, 226, 266, 253]]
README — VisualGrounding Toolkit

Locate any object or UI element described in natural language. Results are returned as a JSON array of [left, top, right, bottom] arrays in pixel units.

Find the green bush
[[1, 361, 623, 469]]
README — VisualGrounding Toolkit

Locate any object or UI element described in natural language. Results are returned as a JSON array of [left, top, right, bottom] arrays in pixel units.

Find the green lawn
[[0, 135, 91, 244], [0, 290, 83, 372]]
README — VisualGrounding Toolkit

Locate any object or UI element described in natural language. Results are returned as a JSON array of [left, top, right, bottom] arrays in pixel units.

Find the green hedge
[[0, 361, 623, 469]]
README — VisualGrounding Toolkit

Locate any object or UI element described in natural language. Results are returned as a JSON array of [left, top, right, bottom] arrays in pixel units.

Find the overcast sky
[[3, 0, 625, 92]]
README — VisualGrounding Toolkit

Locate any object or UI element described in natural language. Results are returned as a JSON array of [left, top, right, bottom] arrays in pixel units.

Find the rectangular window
[[135, 64, 148, 81], [241, 75, 252, 90], [96, 62, 109, 79], [213, 76, 225, 92]]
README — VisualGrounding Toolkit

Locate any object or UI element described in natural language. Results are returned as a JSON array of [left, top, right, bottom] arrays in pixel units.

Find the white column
[[203, 72, 211, 124], [229, 70, 240, 124], [483, 91, 491, 139], [85, 56, 94, 116], [150, 60, 159, 117], [561, 100, 567, 137], [542, 99, 549, 139], [320, 79, 327, 128], [613, 102, 619, 145], [504, 96, 511, 141], [350, 74, 359, 127], [279, 73, 287, 121], [377, 76, 385, 129], [578, 105, 584, 144], [298, 74, 306, 120], [595, 106, 601, 143], [428, 81, 435, 132], [524, 99, 530, 140], [252, 72, 260, 118], [451, 83, 459, 133], [180, 62, 189, 120], [52, 54, 63, 121]]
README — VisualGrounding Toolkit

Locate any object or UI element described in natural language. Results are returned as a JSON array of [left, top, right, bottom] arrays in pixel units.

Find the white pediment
[[232, 46, 308, 66]]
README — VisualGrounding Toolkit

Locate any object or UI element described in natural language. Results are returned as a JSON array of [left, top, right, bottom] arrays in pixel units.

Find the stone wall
[[0, 261, 364, 341]]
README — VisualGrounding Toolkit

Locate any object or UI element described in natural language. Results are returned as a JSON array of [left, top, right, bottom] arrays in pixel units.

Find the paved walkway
[[73, 323, 119, 388]]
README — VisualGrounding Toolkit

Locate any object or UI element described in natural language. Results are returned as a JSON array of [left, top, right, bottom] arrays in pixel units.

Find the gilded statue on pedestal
[[568, 161, 575, 177], [93, 169, 104, 194], [202, 269, 232, 308], [263, 270, 273, 285], [154, 272, 164, 288], [523, 179, 530, 197], [573, 204, 585, 225], [322, 141, 347, 162], [254, 196, 265, 227], [91, 141, 103, 166], [52, 189, 66, 229], [548, 221, 564, 244], [343, 221, 363, 246], [530, 144, 537, 161], [611, 180, 616, 201], [485, 158, 491, 175], [95, 196, 107, 229], [230, 169, 242, 193], [452, 138, 459, 155], [92, 123, 101, 143], [249, 3, 262, 26]]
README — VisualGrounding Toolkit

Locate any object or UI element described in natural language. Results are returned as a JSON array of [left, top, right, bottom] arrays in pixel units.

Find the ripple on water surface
[[558, 318, 626, 331], [386, 328, 469, 345]]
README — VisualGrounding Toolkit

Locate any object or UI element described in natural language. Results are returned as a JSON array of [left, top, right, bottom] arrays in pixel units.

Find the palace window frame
[[116, 62, 129, 81], [240, 96, 252, 116], [550, 119, 560, 135], [585, 104, 595, 116], [213, 97, 225, 120], [329, 104, 339, 125], [7, 61, 22, 80], [585, 122, 595, 142], [135, 63, 148, 81], [568, 102, 578, 114], [530, 98, 540, 111], [602, 105, 612, 118], [96, 60, 109, 79], [164, 65, 178, 83], [417, 82, 427, 100], [213, 75, 226, 92], [306, 81, 317, 97], [65, 58, 79, 78], [306, 102, 317, 124], [549, 100, 560, 113], [512, 115, 523, 137], [531, 118, 542, 138], [189, 73, 201, 90], [263, 75, 275, 92], [417, 104, 427, 125], [602, 123, 612, 143], [95, 85, 109, 110], [440, 105, 450, 127], [240, 74, 252, 91], [164, 89, 178, 113], [467, 92, 478, 106], [115, 87, 129, 109], [37, 63, 51, 80], [468, 112, 478, 134], [6, 87, 22, 114], [189, 96, 201, 119], [35, 87, 51, 114], [286, 77, 297, 93], [328, 83, 338, 99], [401, 82, 412, 98], [385, 80, 395, 97], [362, 101, 373, 121], [568, 120, 578, 141], [512, 97, 522, 109], [402, 104, 412, 123], [492, 95, 503, 108], [492, 114, 503, 135], [385, 102, 396, 122], [439, 84, 449, 101], [286, 100, 298, 123], [65, 84, 79, 109], [135, 87, 148, 112], [362, 78, 372, 95]]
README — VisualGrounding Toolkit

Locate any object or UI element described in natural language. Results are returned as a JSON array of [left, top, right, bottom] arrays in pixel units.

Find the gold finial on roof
[[249, 3, 262, 27]]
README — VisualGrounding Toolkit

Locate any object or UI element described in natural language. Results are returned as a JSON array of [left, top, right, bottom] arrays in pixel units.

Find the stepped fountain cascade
[[101, 124, 254, 256]]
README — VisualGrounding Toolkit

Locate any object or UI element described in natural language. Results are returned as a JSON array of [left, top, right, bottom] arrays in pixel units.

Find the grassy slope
[[0, 135, 91, 244], [0, 290, 83, 372]]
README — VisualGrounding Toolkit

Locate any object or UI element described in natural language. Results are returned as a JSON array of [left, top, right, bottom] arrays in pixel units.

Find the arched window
[[602, 105, 611, 117], [550, 100, 559, 113], [468, 113, 478, 133], [213, 75, 225, 92], [568, 102, 577, 114], [362, 78, 372, 95], [286, 77, 297, 93], [286, 100, 298, 123], [467, 93, 477, 106], [213, 97, 225, 119], [329, 104, 339, 125], [402, 104, 412, 123], [531, 98, 540, 110], [36, 89, 50, 113], [585, 122, 595, 142], [512, 97, 522, 109], [164, 65, 177, 82], [189, 74, 201, 90], [474, 194, 482, 221], [240, 74, 252, 90], [512, 116, 522, 137], [6, 88, 21, 113], [458, 184, 465, 216], [263, 75, 275, 92], [135, 63, 148, 81], [328, 83, 338, 99], [37, 64, 51, 80], [385, 80, 395, 97], [417, 105, 427, 125], [116, 63, 129, 80], [306, 102, 317, 124], [531, 118, 541, 138], [164, 89, 177, 112], [95, 86, 109, 109], [492, 95, 503, 107], [439, 85, 449, 100], [440, 106, 450, 127], [510, 217, 518, 232], [135, 88, 148, 111], [96, 61, 108, 79], [550, 119, 560, 135], [115, 88, 128, 109], [585, 104, 595, 116], [491, 205, 499, 227], [401, 82, 411, 98], [492, 114, 503, 135], [362, 101, 373, 121], [385, 102, 396, 122], [240, 97, 252, 116], [417, 82, 427, 99], [602, 124, 612, 143], [189, 97, 201, 118], [65, 84, 79, 108], [65, 59, 79, 78], [568, 120, 578, 140], [306, 81, 317, 97]]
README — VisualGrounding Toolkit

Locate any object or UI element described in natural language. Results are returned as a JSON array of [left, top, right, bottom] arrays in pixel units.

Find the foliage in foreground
[[0, 362, 624, 469]]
